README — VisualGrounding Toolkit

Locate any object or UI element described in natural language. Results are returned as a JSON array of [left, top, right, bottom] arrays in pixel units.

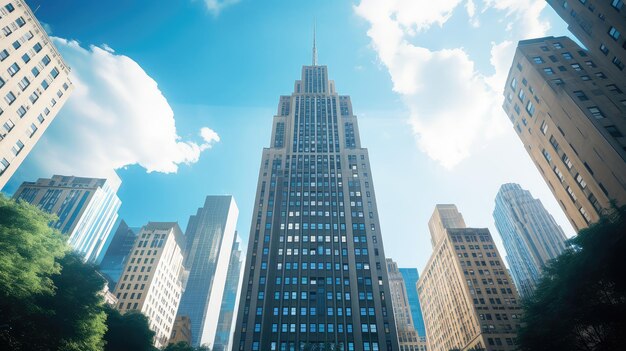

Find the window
[[552, 78, 564, 85], [607, 84, 623, 94], [567, 186, 577, 202], [562, 154, 573, 169], [553, 42, 563, 49], [608, 27, 621, 40], [542, 149, 552, 163], [571, 63, 582, 71], [33, 42, 43, 52], [18, 77, 29, 91], [17, 106, 26, 118], [42, 55, 51, 66], [31, 66, 40, 77], [573, 90, 588, 101], [532, 56, 544, 64], [595, 72, 607, 79], [587, 106, 604, 119], [21, 53, 30, 63], [525, 100, 535, 116], [613, 57, 625, 71], [2, 26, 12, 36], [0, 77, 5, 90], [7, 62, 20, 76], [11, 139, 24, 156], [12, 40, 20, 50], [510, 78, 517, 90], [549, 135, 559, 150], [540, 121, 548, 135], [553, 166, 564, 182], [576, 173, 587, 189], [580, 207, 591, 223], [15, 17, 25, 27], [543, 67, 554, 75], [540, 46, 549, 52], [612, 0, 624, 10], [581, 75, 591, 81], [4, 91, 16, 105], [50, 67, 59, 78], [518, 89, 525, 101], [2, 119, 15, 133], [0, 158, 9, 175], [0, 49, 8, 61], [5, 4, 15, 12], [562, 52, 573, 60], [606, 126, 623, 137], [599, 43, 609, 55]]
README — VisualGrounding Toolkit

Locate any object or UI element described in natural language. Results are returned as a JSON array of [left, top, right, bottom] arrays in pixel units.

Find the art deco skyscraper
[[493, 183, 568, 298], [503, 36, 626, 231], [418, 205, 521, 351], [547, 0, 626, 78], [233, 39, 399, 351], [177, 195, 239, 348], [0, 0, 73, 189], [114, 222, 186, 349], [13, 173, 121, 263], [386, 259, 427, 351]]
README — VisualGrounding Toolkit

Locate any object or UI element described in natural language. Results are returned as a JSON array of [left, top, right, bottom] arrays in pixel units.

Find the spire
[[312, 21, 318, 66]]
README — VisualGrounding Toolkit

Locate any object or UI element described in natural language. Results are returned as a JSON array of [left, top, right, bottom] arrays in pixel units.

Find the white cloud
[[354, 0, 551, 168], [203, 0, 240, 15], [29, 38, 219, 177]]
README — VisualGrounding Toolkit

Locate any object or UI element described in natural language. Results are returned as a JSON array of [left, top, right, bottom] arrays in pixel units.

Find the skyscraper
[[114, 222, 186, 349], [386, 259, 427, 351], [418, 205, 521, 351], [547, 0, 626, 78], [0, 0, 73, 189], [213, 236, 244, 351], [398, 269, 426, 345], [493, 183, 568, 298], [177, 195, 239, 348], [98, 219, 141, 290], [233, 38, 399, 351], [13, 173, 121, 262], [502, 36, 626, 231]]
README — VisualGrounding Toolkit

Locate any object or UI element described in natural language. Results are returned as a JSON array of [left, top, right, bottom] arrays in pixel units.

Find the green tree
[[103, 306, 156, 351], [163, 341, 210, 351], [518, 206, 626, 351]]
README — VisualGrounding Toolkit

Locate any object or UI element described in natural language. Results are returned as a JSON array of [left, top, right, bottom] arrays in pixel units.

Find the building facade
[[0, 0, 73, 189], [386, 259, 426, 351], [418, 205, 522, 351], [502, 36, 626, 231], [13, 173, 121, 262], [113, 222, 185, 349], [398, 269, 427, 345], [547, 0, 626, 79], [213, 236, 244, 351], [98, 219, 141, 290], [169, 316, 193, 346], [177, 195, 239, 348], [233, 44, 400, 351], [493, 183, 568, 298]]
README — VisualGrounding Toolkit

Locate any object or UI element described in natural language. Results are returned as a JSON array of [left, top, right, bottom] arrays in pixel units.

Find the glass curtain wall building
[[398, 268, 427, 343], [233, 41, 399, 351], [213, 236, 244, 351]]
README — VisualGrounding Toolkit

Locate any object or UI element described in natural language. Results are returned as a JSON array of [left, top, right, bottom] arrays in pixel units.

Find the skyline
[[1, 0, 578, 271]]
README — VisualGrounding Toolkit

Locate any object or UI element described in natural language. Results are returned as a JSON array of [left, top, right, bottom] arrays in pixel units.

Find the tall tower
[[418, 205, 521, 351], [502, 36, 626, 231], [12, 173, 121, 263], [398, 268, 427, 345], [213, 236, 244, 351], [493, 183, 568, 298], [386, 259, 427, 351], [233, 37, 399, 351], [547, 0, 626, 79], [0, 0, 73, 189], [177, 195, 239, 348]]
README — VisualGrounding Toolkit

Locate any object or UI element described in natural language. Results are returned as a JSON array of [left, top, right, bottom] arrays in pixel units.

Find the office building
[[114, 222, 185, 349], [233, 36, 400, 351], [99, 219, 141, 290], [502, 36, 626, 231], [418, 205, 521, 351], [177, 195, 239, 348], [493, 183, 568, 298], [213, 236, 244, 351], [386, 259, 427, 351], [0, 0, 73, 189], [169, 316, 193, 346], [13, 173, 121, 262], [398, 268, 427, 344], [547, 0, 626, 79]]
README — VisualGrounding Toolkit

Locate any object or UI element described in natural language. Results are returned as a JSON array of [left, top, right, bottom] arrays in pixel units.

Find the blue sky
[[4, 0, 574, 270]]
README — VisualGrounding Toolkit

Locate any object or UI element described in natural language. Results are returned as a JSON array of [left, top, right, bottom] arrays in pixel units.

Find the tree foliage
[[518, 205, 626, 351], [103, 305, 156, 351], [163, 341, 210, 351]]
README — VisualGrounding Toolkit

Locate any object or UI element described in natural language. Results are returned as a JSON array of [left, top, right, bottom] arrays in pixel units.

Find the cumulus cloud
[[29, 38, 219, 177], [203, 0, 240, 15], [354, 0, 550, 168]]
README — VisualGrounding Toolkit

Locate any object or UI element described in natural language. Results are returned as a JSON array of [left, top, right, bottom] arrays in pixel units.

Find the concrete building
[[387, 259, 427, 351], [418, 205, 522, 351], [398, 268, 427, 345], [547, 0, 626, 79], [13, 173, 121, 263], [177, 195, 238, 348], [114, 222, 185, 349], [98, 219, 141, 290], [169, 316, 193, 346], [233, 36, 399, 351], [502, 36, 626, 231], [493, 183, 568, 298], [0, 0, 73, 189], [213, 236, 244, 351]]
